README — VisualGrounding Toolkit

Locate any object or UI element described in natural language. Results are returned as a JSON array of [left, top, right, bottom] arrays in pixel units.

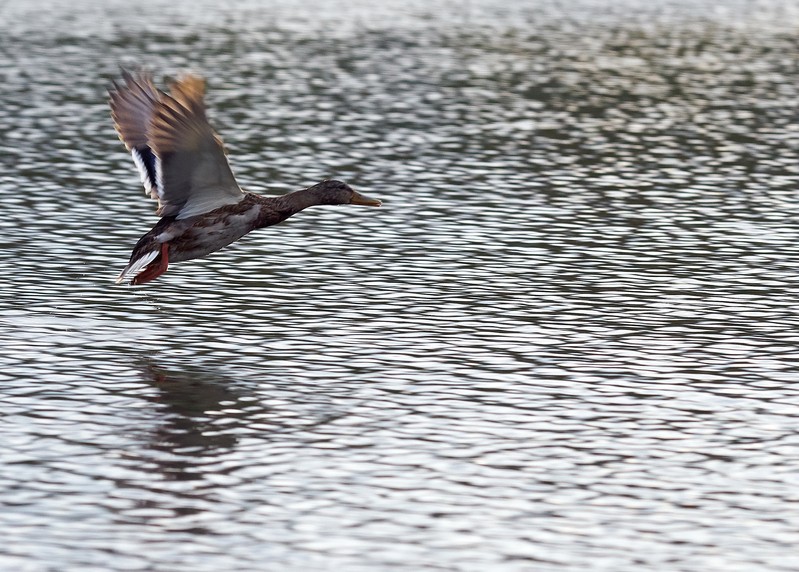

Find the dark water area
[[2, 0, 799, 570]]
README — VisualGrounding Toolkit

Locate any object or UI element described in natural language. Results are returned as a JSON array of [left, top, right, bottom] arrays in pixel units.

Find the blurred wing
[[109, 70, 162, 201], [110, 71, 244, 219]]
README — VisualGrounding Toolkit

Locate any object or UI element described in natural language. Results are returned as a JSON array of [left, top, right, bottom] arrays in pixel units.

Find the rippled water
[[2, 0, 799, 570]]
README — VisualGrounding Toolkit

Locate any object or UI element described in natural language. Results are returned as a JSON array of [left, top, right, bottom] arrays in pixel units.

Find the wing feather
[[109, 70, 244, 219]]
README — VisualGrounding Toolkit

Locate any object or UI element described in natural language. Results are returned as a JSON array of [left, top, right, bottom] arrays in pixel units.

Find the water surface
[[2, 0, 799, 570]]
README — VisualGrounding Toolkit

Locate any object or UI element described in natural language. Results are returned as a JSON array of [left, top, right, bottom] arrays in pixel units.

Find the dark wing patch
[[131, 146, 159, 197]]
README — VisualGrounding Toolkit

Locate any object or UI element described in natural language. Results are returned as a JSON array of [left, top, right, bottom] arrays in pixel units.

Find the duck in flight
[[109, 70, 381, 285]]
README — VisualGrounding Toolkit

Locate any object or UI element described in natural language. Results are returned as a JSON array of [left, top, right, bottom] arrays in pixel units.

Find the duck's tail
[[115, 243, 169, 285]]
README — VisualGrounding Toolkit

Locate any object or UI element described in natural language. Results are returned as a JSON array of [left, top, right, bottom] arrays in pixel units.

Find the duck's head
[[311, 180, 382, 207]]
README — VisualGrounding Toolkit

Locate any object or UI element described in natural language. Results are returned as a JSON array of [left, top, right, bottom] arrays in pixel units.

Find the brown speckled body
[[117, 179, 381, 284], [125, 192, 297, 266]]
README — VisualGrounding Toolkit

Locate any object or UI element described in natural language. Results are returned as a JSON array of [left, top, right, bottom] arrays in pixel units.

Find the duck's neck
[[256, 188, 321, 228], [280, 187, 323, 213]]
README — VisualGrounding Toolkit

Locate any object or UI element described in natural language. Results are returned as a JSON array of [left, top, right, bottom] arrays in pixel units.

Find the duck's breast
[[167, 203, 262, 263]]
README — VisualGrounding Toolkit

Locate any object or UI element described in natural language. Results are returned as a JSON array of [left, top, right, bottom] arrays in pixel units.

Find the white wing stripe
[[154, 152, 165, 201], [131, 148, 158, 197], [175, 193, 244, 220]]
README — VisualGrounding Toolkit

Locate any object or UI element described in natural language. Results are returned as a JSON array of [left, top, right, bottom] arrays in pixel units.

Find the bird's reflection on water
[[129, 357, 353, 478], [134, 360, 248, 477]]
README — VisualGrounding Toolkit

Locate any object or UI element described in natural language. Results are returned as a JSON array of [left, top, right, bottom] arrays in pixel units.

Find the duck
[[109, 70, 381, 285]]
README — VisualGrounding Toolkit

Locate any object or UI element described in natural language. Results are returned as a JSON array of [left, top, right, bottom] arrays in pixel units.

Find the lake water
[[2, 0, 799, 570]]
